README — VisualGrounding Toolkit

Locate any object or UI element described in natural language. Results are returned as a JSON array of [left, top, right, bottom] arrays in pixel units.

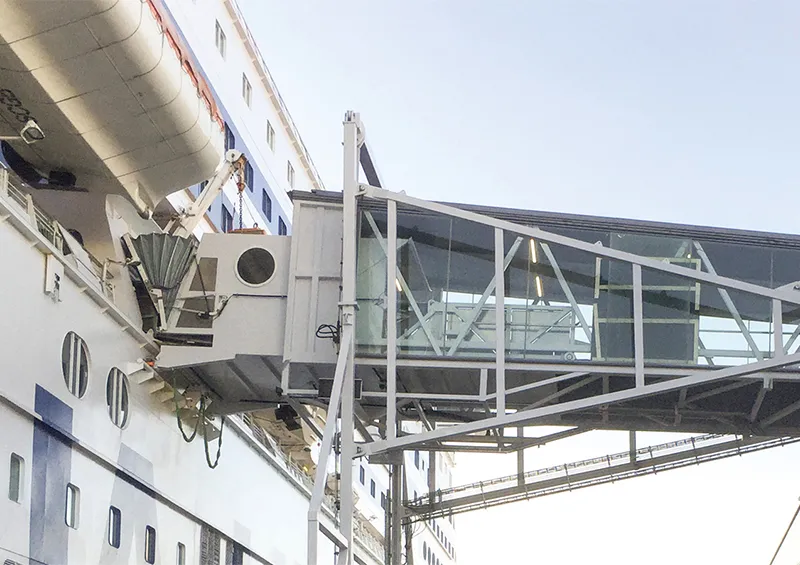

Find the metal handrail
[[409, 433, 726, 503], [406, 434, 800, 522], [0, 165, 114, 299]]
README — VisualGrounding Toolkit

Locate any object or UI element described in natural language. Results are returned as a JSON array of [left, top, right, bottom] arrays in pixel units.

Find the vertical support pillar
[[629, 430, 637, 464], [773, 299, 784, 358], [307, 327, 352, 565], [632, 265, 644, 388], [391, 457, 403, 565], [387, 200, 398, 439], [495, 228, 506, 416], [516, 427, 525, 486], [428, 450, 436, 499], [337, 111, 360, 565]]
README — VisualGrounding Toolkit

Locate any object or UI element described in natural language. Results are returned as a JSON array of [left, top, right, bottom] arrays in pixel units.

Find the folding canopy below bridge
[[299, 113, 800, 565]]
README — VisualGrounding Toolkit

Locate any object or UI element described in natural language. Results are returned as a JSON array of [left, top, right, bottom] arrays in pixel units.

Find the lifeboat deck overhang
[[0, 0, 224, 213]]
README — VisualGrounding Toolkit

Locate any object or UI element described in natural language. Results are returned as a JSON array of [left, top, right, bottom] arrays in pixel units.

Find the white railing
[[0, 166, 115, 300]]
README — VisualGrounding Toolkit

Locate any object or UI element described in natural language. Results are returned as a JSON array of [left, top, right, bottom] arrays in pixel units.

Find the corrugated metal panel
[[131, 233, 197, 318]]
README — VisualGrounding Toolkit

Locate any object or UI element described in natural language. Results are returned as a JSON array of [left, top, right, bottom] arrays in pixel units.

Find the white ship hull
[[0, 175, 384, 565]]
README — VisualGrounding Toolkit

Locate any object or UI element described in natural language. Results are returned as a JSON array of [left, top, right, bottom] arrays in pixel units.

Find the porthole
[[236, 247, 275, 286], [61, 332, 89, 398], [106, 368, 130, 428]]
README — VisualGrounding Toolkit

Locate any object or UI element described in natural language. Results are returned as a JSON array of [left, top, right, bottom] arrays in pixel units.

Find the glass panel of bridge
[[389, 210, 497, 358], [357, 206, 389, 355], [638, 265, 774, 366], [501, 233, 598, 363]]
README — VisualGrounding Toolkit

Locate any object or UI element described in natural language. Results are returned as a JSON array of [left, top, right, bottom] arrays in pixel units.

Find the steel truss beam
[[361, 184, 800, 305], [342, 183, 800, 458], [359, 351, 800, 456]]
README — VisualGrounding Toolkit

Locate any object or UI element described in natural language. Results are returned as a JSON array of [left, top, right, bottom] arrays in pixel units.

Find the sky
[[235, 1, 800, 563]]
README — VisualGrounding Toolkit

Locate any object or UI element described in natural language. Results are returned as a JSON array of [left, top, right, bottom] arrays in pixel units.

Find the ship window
[[244, 162, 254, 192], [230, 543, 244, 565], [266, 120, 275, 151], [224, 123, 235, 151], [278, 217, 287, 236], [105, 368, 130, 428], [359, 466, 365, 484], [222, 206, 233, 233], [414, 450, 419, 468], [8, 453, 22, 503], [215, 21, 226, 59], [286, 161, 295, 188], [177, 543, 186, 565], [423, 542, 427, 558], [370, 479, 376, 497], [236, 248, 275, 286], [61, 332, 89, 398], [380, 492, 386, 509], [200, 527, 221, 565], [261, 190, 272, 221], [65, 483, 80, 528], [145, 525, 156, 564], [108, 506, 122, 548], [242, 74, 252, 108]]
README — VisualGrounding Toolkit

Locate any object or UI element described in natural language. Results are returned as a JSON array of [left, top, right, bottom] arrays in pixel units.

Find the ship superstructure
[[0, 2, 420, 565]]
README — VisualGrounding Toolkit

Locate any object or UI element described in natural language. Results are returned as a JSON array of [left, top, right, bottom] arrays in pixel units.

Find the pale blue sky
[[237, 1, 800, 563], [241, 0, 800, 232]]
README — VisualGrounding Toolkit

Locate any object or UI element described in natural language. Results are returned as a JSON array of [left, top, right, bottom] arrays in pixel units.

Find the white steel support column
[[773, 299, 784, 357], [387, 200, 398, 439], [337, 111, 360, 565], [307, 327, 353, 565], [390, 460, 403, 565], [495, 228, 506, 415], [632, 265, 645, 388]]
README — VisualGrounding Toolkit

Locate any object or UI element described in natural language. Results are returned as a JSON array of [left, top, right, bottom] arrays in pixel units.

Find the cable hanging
[[316, 321, 341, 345], [172, 386, 223, 468], [200, 395, 224, 469], [173, 384, 201, 443]]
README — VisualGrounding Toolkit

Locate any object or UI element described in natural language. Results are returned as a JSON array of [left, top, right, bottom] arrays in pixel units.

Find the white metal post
[[337, 112, 360, 565], [387, 200, 398, 439], [773, 299, 784, 357], [632, 264, 645, 388], [495, 228, 506, 415], [307, 327, 353, 565]]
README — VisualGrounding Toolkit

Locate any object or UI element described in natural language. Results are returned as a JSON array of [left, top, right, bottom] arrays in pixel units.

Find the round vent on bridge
[[237, 247, 275, 286]]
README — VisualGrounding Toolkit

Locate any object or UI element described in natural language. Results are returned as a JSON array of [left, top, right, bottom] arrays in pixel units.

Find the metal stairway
[[405, 433, 800, 522]]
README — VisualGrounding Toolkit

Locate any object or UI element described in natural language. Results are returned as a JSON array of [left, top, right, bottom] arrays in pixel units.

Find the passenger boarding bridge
[[297, 113, 800, 565], [143, 113, 800, 565]]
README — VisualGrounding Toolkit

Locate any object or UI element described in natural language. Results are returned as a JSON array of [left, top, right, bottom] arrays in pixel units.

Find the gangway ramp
[[404, 434, 800, 522]]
